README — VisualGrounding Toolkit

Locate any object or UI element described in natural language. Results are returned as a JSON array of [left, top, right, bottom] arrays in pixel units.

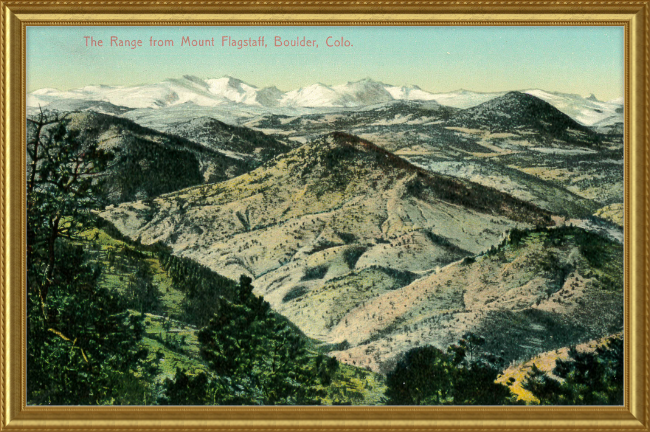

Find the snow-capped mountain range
[[28, 75, 623, 127]]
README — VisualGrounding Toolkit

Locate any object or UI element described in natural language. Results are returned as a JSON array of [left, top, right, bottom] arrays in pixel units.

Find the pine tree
[[385, 335, 517, 405], [522, 336, 624, 405], [26, 112, 158, 405], [196, 276, 326, 405]]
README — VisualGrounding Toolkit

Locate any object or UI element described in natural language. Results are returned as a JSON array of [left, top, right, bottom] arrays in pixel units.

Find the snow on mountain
[[384, 84, 440, 101], [280, 79, 394, 107], [28, 76, 623, 127], [331, 79, 394, 106], [29, 75, 269, 109], [204, 76, 260, 105], [522, 89, 623, 127], [281, 83, 342, 107], [425, 89, 506, 109], [29, 77, 228, 109]]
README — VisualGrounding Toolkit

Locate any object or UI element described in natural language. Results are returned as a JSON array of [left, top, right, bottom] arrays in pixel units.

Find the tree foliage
[[158, 276, 339, 405], [27, 111, 158, 405], [125, 260, 163, 314], [194, 276, 332, 405], [522, 336, 624, 405], [27, 110, 110, 304], [158, 252, 237, 326], [159, 368, 212, 405], [385, 333, 517, 405]]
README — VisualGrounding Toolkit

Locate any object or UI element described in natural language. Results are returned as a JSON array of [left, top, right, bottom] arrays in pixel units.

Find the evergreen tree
[[27, 111, 110, 306], [27, 241, 160, 404], [385, 334, 517, 405], [385, 346, 456, 405], [195, 276, 327, 405], [159, 368, 212, 405], [158, 252, 237, 326], [125, 261, 163, 314], [522, 336, 624, 405], [26, 112, 158, 405]]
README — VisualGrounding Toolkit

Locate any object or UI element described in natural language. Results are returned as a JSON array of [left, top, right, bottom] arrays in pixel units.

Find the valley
[[28, 76, 625, 404]]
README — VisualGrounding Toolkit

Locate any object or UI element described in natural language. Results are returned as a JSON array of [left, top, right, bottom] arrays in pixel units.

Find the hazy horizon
[[27, 26, 625, 100], [29, 74, 624, 102]]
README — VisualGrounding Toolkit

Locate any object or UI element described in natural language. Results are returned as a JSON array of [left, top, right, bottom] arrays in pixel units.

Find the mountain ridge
[[57, 111, 258, 202], [28, 75, 623, 127], [98, 134, 621, 374], [449, 91, 600, 144]]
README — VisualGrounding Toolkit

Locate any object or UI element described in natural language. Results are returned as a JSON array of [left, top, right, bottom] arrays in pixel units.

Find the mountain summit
[[450, 91, 600, 144]]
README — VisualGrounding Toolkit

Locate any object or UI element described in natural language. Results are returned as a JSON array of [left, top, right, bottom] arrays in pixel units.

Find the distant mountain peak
[[217, 75, 254, 88], [451, 91, 599, 144], [485, 91, 560, 109], [350, 77, 384, 85], [255, 86, 284, 107], [181, 74, 204, 82], [27, 75, 620, 126], [184, 115, 228, 127], [502, 90, 532, 99]]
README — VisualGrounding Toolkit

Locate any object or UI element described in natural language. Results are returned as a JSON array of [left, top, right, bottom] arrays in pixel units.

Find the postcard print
[[25, 25, 624, 405]]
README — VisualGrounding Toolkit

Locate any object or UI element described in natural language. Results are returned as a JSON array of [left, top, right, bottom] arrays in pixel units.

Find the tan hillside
[[248, 96, 623, 219], [327, 227, 623, 373], [594, 203, 624, 227], [100, 133, 557, 353], [496, 333, 624, 403]]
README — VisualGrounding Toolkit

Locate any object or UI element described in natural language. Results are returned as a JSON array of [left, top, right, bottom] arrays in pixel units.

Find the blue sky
[[27, 26, 624, 100]]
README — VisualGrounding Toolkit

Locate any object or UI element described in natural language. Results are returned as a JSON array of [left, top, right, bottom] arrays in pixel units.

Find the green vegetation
[[194, 275, 331, 404], [157, 253, 238, 327], [27, 111, 158, 404], [385, 334, 519, 405], [342, 246, 367, 269], [301, 264, 329, 281], [108, 135, 203, 202], [522, 336, 623, 405], [67, 112, 225, 203], [79, 222, 388, 405], [502, 226, 623, 292], [282, 285, 309, 303], [467, 226, 624, 364], [26, 113, 387, 405]]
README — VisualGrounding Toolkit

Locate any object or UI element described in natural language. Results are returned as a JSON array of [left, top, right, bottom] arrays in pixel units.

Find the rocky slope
[[327, 226, 623, 372], [99, 133, 565, 358]]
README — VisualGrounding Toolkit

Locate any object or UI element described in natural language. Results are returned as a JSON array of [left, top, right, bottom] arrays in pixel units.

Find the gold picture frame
[[1, 1, 647, 430]]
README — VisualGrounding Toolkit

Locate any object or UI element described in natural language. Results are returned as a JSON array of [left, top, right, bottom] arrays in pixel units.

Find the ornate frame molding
[[1, 3, 647, 430]]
